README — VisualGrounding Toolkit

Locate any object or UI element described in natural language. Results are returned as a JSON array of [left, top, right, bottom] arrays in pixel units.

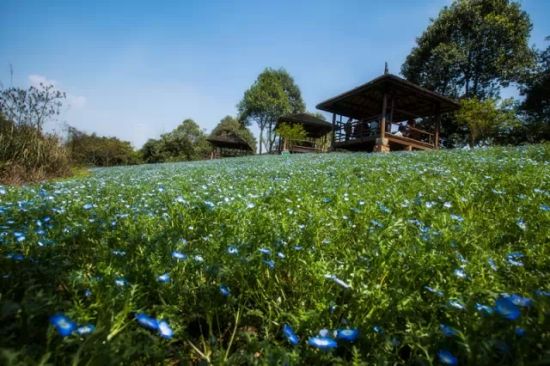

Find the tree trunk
[[259, 127, 263, 155]]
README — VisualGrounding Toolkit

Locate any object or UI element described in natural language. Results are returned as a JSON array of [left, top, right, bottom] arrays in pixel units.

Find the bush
[[67, 126, 141, 167], [0, 114, 71, 184]]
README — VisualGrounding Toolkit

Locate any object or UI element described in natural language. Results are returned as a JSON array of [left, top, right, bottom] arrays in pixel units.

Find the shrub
[[0, 114, 71, 184]]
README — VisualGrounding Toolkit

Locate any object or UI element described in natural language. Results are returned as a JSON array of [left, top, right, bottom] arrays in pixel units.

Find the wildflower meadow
[[0, 145, 549, 365]]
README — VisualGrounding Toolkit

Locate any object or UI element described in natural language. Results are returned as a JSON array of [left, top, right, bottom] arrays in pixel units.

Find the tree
[[238, 68, 305, 154], [520, 38, 550, 141], [66, 126, 140, 166], [402, 0, 535, 100], [140, 119, 210, 163], [210, 116, 256, 151], [275, 123, 307, 151], [455, 97, 520, 147], [0, 82, 65, 132]]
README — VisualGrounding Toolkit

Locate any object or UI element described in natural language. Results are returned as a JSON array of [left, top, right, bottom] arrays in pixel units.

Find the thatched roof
[[316, 74, 460, 121], [207, 133, 253, 151], [276, 113, 332, 138]]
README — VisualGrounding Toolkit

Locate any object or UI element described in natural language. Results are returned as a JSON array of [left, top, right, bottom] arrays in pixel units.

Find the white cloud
[[28, 74, 87, 109], [28, 74, 56, 87]]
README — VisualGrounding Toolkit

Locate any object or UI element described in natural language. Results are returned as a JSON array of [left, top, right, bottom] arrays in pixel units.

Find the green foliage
[[455, 97, 520, 146], [210, 116, 257, 152], [238, 68, 305, 154], [0, 83, 66, 132], [1, 146, 549, 364], [276, 122, 307, 150], [0, 83, 71, 184], [140, 119, 210, 163], [67, 126, 140, 167], [520, 39, 550, 141], [402, 0, 535, 99]]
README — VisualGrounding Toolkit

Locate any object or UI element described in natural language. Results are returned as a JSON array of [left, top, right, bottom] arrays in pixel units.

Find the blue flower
[[448, 299, 465, 310], [424, 286, 444, 297], [158, 320, 174, 339], [227, 246, 239, 255], [114, 277, 128, 287], [516, 219, 526, 230], [506, 252, 524, 266], [307, 336, 337, 349], [135, 313, 159, 330], [157, 273, 170, 283], [495, 296, 520, 320], [282, 324, 299, 345], [83, 203, 93, 210], [372, 325, 384, 334], [440, 324, 459, 337], [194, 255, 204, 262], [219, 284, 230, 297], [76, 324, 95, 336], [453, 268, 467, 279], [336, 328, 359, 342], [437, 349, 458, 366], [0, 186, 5, 195], [172, 251, 187, 260], [50, 313, 76, 336], [325, 274, 351, 289], [450, 214, 464, 222], [535, 289, 550, 297], [475, 303, 494, 316], [84, 289, 92, 297], [258, 248, 271, 255], [14, 232, 25, 242], [6, 252, 24, 262], [515, 327, 526, 337], [540, 204, 550, 212], [488, 258, 498, 271], [505, 293, 533, 307], [277, 252, 285, 259], [112, 250, 126, 257], [263, 259, 275, 269]]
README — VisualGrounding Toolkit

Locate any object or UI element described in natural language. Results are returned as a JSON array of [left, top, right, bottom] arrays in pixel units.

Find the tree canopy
[[238, 68, 305, 154], [401, 0, 535, 99], [210, 116, 256, 152], [141, 119, 210, 163]]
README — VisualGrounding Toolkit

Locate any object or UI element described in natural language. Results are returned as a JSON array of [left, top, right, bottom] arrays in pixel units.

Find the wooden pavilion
[[316, 73, 460, 152], [207, 132, 254, 159], [275, 113, 333, 153]]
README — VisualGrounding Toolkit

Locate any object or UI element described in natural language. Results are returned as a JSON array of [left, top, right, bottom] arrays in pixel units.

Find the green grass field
[[1, 145, 549, 365]]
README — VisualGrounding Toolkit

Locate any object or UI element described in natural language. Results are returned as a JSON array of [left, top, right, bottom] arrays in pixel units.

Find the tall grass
[[0, 116, 71, 184]]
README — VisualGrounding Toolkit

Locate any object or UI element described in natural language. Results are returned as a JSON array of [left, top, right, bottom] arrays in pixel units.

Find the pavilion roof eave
[[316, 73, 460, 120]]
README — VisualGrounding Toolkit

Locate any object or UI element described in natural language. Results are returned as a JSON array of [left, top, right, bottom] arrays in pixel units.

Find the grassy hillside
[[1, 145, 549, 365]]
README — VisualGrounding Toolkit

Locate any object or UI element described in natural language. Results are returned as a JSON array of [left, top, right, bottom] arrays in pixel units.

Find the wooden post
[[435, 103, 441, 149], [331, 113, 336, 151], [380, 93, 387, 139], [374, 93, 390, 152]]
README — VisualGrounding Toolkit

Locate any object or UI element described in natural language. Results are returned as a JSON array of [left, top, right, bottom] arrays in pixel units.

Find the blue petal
[[172, 251, 187, 260], [282, 324, 299, 345], [135, 313, 159, 330], [219, 285, 230, 297], [439, 324, 459, 337], [307, 336, 337, 349], [495, 296, 521, 320], [475, 303, 494, 316], [76, 324, 95, 336], [157, 273, 170, 283], [158, 320, 173, 339], [336, 328, 359, 342], [437, 350, 458, 366], [50, 314, 77, 336], [515, 327, 526, 337]]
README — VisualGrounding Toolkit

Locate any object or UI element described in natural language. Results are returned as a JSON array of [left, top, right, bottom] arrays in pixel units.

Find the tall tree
[[140, 119, 210, 163], [520, 38, 550, 141], [238, 68, 305, 154], [210, 116, 256, 152], [402, 0, 535, 99]]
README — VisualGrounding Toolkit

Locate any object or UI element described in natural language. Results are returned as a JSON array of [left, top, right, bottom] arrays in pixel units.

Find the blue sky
[[1, 0, 549, 148]]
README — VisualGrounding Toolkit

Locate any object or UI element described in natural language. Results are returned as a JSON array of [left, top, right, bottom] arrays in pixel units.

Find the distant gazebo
[[207, 132, 254, 159], [316, 73, 460, 152], [276, 113, 333, 153]]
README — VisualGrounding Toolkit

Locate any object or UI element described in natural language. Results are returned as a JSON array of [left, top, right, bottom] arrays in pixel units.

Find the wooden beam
[[331, 113, 336, 151], [435, 103, 441, 149], [380, 93, 387, 139]]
